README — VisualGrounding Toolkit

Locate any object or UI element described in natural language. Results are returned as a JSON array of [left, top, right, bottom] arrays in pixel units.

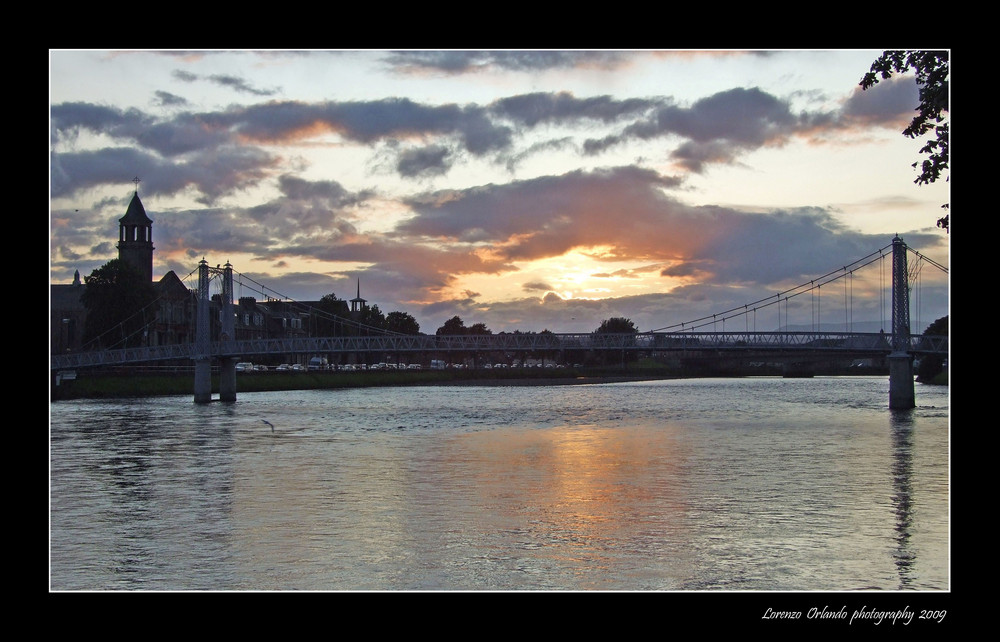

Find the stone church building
[[51, 188, 346, 361]]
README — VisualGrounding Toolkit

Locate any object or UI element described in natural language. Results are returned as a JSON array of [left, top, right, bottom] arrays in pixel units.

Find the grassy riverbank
[[50, 367, 637, 400], [49, 358, 915, 401]]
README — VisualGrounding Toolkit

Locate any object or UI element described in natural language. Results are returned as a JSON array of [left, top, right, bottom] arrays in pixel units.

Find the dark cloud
[[491, 92, 657, 127], [400, 165, 689, 260], [522, 281, 555, 292], [397, 145, 452, 178], [208, 74, 279, 96], [657, 87, 797, 145], [588, 87, 805, 171], [275, 174, 361, 205], [213, 99, 513, 158], [51, 102, 156, 146], [397, 166, 934, 298], [669, 140, 740, 173], [841, 75, 920, 127], [153, 91, 188, 107], [51, 83, 861, 203], [50, 147, 166, 198], [172, 70, 198, 83]]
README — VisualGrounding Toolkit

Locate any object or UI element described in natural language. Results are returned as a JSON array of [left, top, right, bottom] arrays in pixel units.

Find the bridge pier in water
[[219, 358, 237, 402], [193, 259, 238, 403], [888, 353, 915, 410], [193, 358, 213, 403]]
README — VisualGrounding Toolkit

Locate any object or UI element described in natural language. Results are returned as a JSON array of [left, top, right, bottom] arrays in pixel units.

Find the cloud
[[51, 82, 890, 204], [384, 51, 633, 74], [153, 91, 188, 107], [397, 145, 452, 178], [841, 75, 920, 128], [207, 74, 279, 96], [491, 91, 657, 127], [522, 281, 555, 292], [400, 165, 691, 261]]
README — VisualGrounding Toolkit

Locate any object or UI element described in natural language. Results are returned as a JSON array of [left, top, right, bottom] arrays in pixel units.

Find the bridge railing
[[51, 332, 948, 371]]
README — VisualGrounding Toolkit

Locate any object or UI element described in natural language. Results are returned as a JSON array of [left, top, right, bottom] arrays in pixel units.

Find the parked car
[[235, 362, 254, 372], [276, 363, 291, 371], [291, 363, 306, 372]]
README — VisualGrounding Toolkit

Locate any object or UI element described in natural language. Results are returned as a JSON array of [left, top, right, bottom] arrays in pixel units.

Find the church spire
[[117, 179, 154, 282], [350, 278, 367, 314]]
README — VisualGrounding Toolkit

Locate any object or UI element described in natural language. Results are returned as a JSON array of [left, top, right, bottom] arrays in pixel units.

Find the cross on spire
[[132, 176, 141, 194]]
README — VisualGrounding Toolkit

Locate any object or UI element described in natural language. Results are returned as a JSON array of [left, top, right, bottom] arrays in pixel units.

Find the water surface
[[49, 377, 949, 591]]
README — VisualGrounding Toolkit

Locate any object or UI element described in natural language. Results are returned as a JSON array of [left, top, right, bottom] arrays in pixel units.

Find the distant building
[[50, 270, 86, 353], [51, 182, 370, 360], [51, 186, 194, 354]]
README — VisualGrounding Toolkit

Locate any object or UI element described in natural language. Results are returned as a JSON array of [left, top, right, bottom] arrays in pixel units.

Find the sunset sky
[[49, 49, 950, 334]]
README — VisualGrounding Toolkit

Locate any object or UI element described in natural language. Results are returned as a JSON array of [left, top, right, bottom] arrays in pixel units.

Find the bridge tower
[[218, 262, 237, 402], [888, 235, 915, 409], [193, 259, 237, 403], [194, 259, 212, 402]]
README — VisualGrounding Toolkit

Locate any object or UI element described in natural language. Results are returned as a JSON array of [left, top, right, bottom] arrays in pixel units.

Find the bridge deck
[[51, 332, 948, 370]]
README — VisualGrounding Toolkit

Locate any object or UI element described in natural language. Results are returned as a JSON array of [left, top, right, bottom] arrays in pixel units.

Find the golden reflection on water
[[448, 424, 692, 583], [230, 424, 694, 588]]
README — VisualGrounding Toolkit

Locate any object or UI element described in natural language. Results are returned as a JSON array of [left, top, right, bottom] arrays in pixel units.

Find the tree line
[[78, 258, 641, 350]]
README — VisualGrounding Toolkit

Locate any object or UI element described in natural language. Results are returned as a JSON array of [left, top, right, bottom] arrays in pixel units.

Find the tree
[[357, 304, 386, 334], [860, 50, 949, 232], [81, 259, 157, 349], [923, 315, 948, 337], [313, 293, 350, 336], [594, 317, 638, 366], [916, 315, 948, 382], [436, 316, 467, 335], [467, 322, 492, 335], [595, 317, 638, 334], [386, 311, 420, 334]]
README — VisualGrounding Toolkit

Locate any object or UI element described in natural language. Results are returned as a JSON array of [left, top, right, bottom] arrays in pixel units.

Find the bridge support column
[[194, 358, 213, 403], [888, 235, 915, 410], [888, 353, 915, 410], [219, 357, 237, 402]]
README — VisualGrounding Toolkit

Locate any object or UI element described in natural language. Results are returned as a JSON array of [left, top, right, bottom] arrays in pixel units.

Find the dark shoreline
[[48, 364, 916, 401], [50, 368, 683, 400]]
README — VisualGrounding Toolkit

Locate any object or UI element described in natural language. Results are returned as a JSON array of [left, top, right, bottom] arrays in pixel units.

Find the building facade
[[51, 186, 369, 362]]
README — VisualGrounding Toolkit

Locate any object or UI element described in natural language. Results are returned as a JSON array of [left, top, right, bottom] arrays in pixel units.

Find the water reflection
[[50, 379, 949, 591], [889, 409, 915, 588]]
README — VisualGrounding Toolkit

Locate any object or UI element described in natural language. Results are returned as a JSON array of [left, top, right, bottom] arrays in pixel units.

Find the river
[[49, 376, 949, 592]]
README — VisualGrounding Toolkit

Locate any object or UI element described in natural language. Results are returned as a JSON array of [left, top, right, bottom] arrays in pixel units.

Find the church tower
[[117, 178, 154, 282], [350, 279, 367, 316]]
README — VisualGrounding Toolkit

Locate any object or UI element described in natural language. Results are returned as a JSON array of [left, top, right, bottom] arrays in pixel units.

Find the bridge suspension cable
[[649, 241, 947, 334], [181, 266, 410, 338]]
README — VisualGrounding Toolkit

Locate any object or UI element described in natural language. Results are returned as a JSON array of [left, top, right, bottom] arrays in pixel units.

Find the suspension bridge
[[51, 236, 948, 408]]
